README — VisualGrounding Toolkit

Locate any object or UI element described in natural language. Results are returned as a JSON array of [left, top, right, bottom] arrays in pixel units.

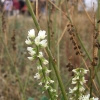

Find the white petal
[[27, 47, 33, 52], [34, 73, 40, 80], [25, 38, 32, 45], [38, 52, 43, 58], [43, 59, 48, 65], [40, 39, 47, 48], [28, 29, 35, 38], [37, 65, 42, 70], [46, 69, 51, 74], [38, 30, 46, 39], [35, 36, 40, 46], [27, 57, 34, 61]]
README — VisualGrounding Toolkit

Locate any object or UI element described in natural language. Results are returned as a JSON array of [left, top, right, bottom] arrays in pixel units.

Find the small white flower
[[79, 86, 85, 92], [43, 59, 48, 65], [37, 65, 42, 70], [35, 36, 40, 46], [38, 30, 46, 39], [46, 81, 49, 84], [27, 47, 36, 56], [50, 88, 54, 92], [49, 80, 54, 84], [34, 73, 40, 80], [56, 95, 58, 97], [27, 47, 33, 51], [25, 38, 32, 45], [28, 29, 35, 38], [38, 82, 42, 86], [92, 97, 99, 100], [80, 77, 87, 85], [79, 94, 90, 100], [69, 88, 74, 93], [79, 94, 99, 100], [72, 76, 79, 81], [46, 69, 51, 74], [53, 89, 56, 92], [27, 57, 34, 61], [38, 52, 43, 58], [73, 86, 78, 91], [40, 39, 47, 48], [44, 84, 49, 90], [83, 69, 88, 74], [29, 50, 36, 56], [72, 80, 77, 84]]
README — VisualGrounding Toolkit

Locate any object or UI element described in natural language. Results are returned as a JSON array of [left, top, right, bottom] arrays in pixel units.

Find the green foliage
[[28, 97, 34, 100], [40, 96, 49, 100]]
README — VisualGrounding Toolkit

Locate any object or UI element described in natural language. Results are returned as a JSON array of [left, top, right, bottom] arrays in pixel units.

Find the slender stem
[[36, 46, 54, 100], [90, 68, 93, 98], [46, 47, 68, 100], [26, 0, 40, 32], [36, 0, 38, 19], [39, 58, 54, 100]]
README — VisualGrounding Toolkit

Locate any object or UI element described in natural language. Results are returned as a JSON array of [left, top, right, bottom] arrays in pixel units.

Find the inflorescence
[[25, 29, 58, 100], [69, 68, 99, 100]]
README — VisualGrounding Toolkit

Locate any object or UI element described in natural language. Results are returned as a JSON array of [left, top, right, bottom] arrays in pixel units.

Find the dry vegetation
[[0, 0, 100, 100]]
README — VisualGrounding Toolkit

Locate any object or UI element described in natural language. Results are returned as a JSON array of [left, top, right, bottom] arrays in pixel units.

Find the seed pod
[[76, 51, 79, 55], [66, 63, 71, 68], [71, 72, 74, 76], [97, 20, 100, 23], [68, 66, 73, 71], [93, 45, 98, 60], [92, 42, 99, 66]]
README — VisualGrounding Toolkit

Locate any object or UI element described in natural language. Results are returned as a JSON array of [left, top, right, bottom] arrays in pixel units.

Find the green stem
[[26, 0, 68, 99], [46, 47, 67, 100], [36, 46, 53, 100], [26, 0, 40, 32], [39, 58, 54, 100], [90, 68, 93, 98]]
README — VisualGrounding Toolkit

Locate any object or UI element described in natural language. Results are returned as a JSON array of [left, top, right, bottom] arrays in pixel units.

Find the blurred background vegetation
[[0, 0, 100, 100]]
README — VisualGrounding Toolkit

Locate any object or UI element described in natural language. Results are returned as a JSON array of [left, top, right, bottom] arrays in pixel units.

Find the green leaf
[[28, 97, 34, 100], [40, 96, 49, 100]]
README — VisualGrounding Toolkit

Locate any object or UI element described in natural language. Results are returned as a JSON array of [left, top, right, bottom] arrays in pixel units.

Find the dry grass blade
[[85, 84, 96, 97], [47, 0, 68, 18], [79, 0, 94, 25], [36, 0, 39, 19]]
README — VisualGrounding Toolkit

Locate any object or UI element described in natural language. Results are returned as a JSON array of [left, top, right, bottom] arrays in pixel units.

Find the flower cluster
[[79, 94, 99, 100], [69, 68, 99, 100], [69, 68, 88, 100], [25, 29, 58, 99]]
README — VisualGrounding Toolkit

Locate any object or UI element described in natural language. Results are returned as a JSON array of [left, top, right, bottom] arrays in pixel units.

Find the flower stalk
[[25, 0, 68, 99], [25, 29, 58, 100]]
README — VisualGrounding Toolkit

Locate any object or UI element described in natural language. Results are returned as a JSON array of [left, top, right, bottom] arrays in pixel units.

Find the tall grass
[[0, 0, 100, 100]]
